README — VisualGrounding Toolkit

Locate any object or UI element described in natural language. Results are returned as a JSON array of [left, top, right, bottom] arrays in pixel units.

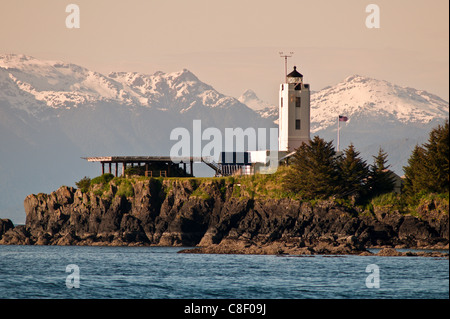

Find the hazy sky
[[1, 0, 448, 103]]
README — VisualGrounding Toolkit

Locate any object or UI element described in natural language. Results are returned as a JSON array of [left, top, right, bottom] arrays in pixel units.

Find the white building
[[278, 66, 311, 152], [218, 66, 312, 176]]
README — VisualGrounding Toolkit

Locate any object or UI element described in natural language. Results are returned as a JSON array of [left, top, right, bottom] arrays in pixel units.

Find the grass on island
[[75, 166, 448, 218]]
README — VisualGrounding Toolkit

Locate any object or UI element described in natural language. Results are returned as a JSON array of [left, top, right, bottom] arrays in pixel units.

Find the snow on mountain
[[238, 89, 278, 123], [237, 75, 448, 175], [0, 54, 249, 116], [310, 75, 449, 133], [109, 69, 243, 113], [239, 75, 448, 132], [0, 54, 274, 223], [240, 74, 448, 133], [308, 75, 448, 174], [0, 54, 134, 111], [238, 89, 272, 111], [1, 53, 449, 223]]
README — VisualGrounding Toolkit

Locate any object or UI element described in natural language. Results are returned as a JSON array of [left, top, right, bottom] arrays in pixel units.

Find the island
[[0, 170, 448, 257]]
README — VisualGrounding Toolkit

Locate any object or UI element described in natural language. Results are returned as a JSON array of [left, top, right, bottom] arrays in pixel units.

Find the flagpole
[[337, 115, 340, 152]]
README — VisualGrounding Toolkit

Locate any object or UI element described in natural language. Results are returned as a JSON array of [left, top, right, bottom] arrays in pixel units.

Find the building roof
[[287, 66, 303, 78], [82, 156, 197, 163], [82, 155, 218, 164], [278, 151, 296, 162]]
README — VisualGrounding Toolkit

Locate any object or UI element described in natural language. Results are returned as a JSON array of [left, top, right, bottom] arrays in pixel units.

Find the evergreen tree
[[284, 136, 341, 199], [403, 145, 428, 201], [338, 143, 370, 198], [367, 148, 395, 197], [422, 120, 449, 193], [403, 120, 449, 199]]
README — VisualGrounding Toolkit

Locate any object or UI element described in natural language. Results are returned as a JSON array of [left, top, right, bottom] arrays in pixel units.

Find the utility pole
[[337, 116, 340, 152], [279, 51, 294, 83], [337, 115, 348, 152]]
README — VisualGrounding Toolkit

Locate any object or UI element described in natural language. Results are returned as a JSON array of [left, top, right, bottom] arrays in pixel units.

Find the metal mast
[[279, 51, 294, 82]]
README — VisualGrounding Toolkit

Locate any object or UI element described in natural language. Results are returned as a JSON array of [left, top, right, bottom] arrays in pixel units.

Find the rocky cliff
[[0, 177, 448, 255]]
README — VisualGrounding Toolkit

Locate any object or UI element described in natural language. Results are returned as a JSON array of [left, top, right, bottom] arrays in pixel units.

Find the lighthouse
[[278, 66, 311, 152]]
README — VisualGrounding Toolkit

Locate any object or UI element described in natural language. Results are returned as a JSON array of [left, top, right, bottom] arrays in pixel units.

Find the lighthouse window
[[281, 97, 283, 107], [296, 97, 301, 108], [295, 119, 301, 130]]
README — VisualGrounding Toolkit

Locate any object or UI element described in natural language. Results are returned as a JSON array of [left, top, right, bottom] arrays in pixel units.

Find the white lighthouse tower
[[278, 66, 311, 152]]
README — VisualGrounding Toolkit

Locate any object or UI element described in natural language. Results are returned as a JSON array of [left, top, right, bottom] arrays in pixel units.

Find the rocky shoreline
[[0, 178, 448, 257]]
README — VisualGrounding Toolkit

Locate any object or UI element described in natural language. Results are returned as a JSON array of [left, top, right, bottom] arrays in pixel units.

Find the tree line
[[403, 120, 449, 204], [283, 120, 449, 204]]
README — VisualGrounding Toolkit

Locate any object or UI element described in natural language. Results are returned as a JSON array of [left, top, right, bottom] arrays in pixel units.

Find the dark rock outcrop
[[0, 218, 15, 240], [0, 178, 448, 256]]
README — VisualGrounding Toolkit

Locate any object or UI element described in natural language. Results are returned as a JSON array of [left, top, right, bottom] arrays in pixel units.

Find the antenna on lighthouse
[[279, 51, 294, 83]]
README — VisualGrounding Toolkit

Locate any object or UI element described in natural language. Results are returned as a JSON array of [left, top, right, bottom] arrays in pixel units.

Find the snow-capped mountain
[[0, 54, 247, 115], [0, 54, 448, 224], [109, 70, 243, 113], [239, 75, 448, 175], [238, 89, 273, 111], [0, 54, 134, 113], [240, 75, 448, 133], [238, 89, 278, 123], [0, 54, 274, 224], [310, 75, 449, 133], [308, 75, 448, 175]]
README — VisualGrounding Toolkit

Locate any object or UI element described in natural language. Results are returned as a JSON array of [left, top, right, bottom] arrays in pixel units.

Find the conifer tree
[[403, 145, 428, 201], [338, 143, 370, 198], [367, 148, 395, 197], [422, 120, 449, 193], [403, 120, 449, 199], [284, 136, 341, 199]]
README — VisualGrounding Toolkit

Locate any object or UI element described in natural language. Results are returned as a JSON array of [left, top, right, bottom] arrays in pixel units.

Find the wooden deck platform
[[82, 156, 197, 177]]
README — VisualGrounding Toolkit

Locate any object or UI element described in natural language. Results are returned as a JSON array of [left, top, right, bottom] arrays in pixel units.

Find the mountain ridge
[[0, 53, 449, 224], [0, 54, 275, 223], [0, 54, 252, 115], [238, 74, 448, 131], [310, 74, 448, 133], [3, 54, 447, 128]]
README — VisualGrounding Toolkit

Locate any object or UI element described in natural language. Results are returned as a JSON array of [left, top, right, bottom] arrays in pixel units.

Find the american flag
[[339, 115, 348, 122]]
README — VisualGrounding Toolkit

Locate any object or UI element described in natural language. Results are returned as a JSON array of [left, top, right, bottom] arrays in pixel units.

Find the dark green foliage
[[403, 145, 428, 202], [116, 178, 134, 198], [367, 148, 396, 198], [403, 120, 449, 204], [75, 176, 91, 193], [284, 137, 395, 201], [124, 166, 145, 176], [283, 136, 341, 199], [338, 143, 370, 198], [420, 120, 449, 193], [91, 173, 114, 185]]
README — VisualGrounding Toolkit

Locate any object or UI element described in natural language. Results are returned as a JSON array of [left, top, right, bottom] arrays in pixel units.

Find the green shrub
[[232, 185, 241, 198], [75, 176, 91, 193], [191, 187, 211, 200], [371, 192, 402, 207], [91, 173, 114, 185], [116, 179, 134, 198]]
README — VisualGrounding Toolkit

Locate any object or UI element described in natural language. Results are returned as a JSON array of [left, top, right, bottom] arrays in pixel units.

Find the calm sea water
[[0, 245, 448, 299]]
